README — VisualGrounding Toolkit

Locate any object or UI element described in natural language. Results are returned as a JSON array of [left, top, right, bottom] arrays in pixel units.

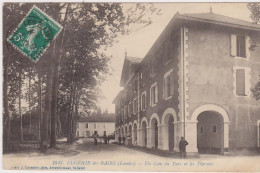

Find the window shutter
[[231, 34, 237, 56], [246, 35, 250, 58], [150, 88, 152, 106], [236, 69, 245, 95], [170, 72, 174, 95], [155, 84, 158, 103], [163, 78, 165, 99]]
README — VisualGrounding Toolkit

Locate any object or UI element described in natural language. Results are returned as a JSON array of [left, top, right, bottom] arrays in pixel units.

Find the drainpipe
[[181, 26, 186, 139]]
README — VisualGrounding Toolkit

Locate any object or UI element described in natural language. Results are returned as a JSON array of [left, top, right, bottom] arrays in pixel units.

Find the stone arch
[[149, 113, 160, 127], [191, 104, 230, 123], [149, 113, 160, 148], [161, 108, 178, 151], [141, 117, 149, 127], [140, 117, 148, 147], [162, 108, 177, 125], [191, 104, 230, 153]]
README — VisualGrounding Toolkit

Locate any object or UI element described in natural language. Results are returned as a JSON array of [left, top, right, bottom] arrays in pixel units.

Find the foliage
[[248, 3, 260, 24]]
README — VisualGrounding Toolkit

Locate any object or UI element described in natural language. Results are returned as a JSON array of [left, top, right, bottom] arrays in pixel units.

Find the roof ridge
[[181, 12, 258, 25]]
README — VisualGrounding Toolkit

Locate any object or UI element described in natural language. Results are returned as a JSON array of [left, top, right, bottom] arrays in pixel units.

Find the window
[[124, 106, 128, 119], [128, 102, 133, 116], [141, 91, 146, 111], [94, 123, 96, 129], [86, 123, 88, 128], [212, 125, 217, 134], [77, 123, 79, 129], [163, 70, 174, 99], [233, 67, 251, 96], [121, 109, 124, 121], [140, 72, 144, 87], [133, 98, 138, 115], [150, 82, 158, 106], [134, 79, 138, 93], [231, 34, 249, 58], [151, 58, 157, 77]]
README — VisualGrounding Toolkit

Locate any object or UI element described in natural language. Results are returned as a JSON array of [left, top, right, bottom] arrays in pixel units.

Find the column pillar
[[157, 124, 164, 150], [137, 127, 142, 147], [146, 127, 152, 148], [224, 122, 229, 149], [185, 121, 198, 156]]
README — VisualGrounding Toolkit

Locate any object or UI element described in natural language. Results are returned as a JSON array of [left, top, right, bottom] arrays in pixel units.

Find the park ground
[[2, 138, 260, 172]]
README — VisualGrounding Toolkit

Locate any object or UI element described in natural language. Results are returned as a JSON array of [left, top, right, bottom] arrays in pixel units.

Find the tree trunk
[[38, 76, 42, 141], [50, 3, 70, 148], [28, 70, 32, 134], [19, 68, 23, 142], [40, 67, 53, 152], [3, 55, 10, 146]]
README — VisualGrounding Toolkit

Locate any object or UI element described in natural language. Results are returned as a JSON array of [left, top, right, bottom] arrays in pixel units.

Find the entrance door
[[197, 111, 224, 154], [155, 121, 158, 148]]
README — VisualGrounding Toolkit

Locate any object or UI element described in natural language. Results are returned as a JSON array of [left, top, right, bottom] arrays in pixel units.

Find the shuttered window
[[150, 82, 158, 106], [141, 92, 146, 111], [230, 34, 249, 58], [163, 70, 174, 99], [236, 69, 246, 96]]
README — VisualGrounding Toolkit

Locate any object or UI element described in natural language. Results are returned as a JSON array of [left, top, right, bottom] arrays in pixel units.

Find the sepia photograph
[[2, 2, 260, 172]]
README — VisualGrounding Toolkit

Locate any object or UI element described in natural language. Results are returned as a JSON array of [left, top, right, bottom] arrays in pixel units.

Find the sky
[[98, 2, 252, 113]]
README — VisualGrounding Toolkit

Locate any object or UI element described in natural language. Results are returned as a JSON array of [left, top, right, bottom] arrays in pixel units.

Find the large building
[[113, 12, 260, 155], [76, 115, 115, 138]]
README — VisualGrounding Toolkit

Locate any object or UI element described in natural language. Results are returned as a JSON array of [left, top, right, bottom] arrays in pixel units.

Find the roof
[[126, 56, 142, 64], [141, 12, 260, 65], [179, 12, 260, 30], [77, 115, 115, 122]]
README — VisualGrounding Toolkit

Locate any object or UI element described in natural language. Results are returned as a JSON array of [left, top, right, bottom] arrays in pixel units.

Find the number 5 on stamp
[[7, 5, 62, 62]]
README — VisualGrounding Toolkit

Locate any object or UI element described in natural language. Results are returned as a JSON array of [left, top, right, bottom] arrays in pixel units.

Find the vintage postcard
[[2, 2, 260, 172]]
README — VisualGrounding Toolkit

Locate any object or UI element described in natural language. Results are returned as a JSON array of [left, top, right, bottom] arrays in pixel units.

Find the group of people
[[93, 134, 110, 145], [117, 136, 125, 145], [116, 135, 189, 158], [94, 134, 189, 158]]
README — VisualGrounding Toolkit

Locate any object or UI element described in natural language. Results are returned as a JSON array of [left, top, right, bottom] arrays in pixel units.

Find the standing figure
[[94, 134, 97, 145], [179, 137, 188, 158], [122, 136, 126, 144], [118, 136, 121, 145]]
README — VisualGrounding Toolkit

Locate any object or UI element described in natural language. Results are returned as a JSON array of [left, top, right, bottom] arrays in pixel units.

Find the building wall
[[186, 24, 260, 149], [77, 122, 115, 138]]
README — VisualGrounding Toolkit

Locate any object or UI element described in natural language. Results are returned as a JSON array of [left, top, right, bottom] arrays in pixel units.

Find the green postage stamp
[[8, 6, 62, 62]]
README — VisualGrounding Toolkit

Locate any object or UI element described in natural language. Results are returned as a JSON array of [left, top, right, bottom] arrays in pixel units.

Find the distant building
[[113, 12, 260, 155], [76, 115, 115, 137]]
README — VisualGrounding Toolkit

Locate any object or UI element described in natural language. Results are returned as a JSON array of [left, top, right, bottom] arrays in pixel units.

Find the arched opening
[[133, 123, 137, 145], [141, 121, 147, 147], [197, 111, 224, 154], [128, 125, 132, 145], [151, 118, 159, 148], [168, 115, 174, 151], [121, 127, 124, 138], [125, 126, 128, 137]]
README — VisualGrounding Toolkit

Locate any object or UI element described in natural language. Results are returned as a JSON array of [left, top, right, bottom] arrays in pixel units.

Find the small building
[[76, 115, 115, 138]]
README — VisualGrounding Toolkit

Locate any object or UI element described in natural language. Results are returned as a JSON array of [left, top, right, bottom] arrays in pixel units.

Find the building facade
[[113, 12, 260, 155], [76, 115, 115, 138]]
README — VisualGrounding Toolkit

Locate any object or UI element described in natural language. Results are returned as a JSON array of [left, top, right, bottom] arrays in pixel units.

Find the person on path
[[179, 137, 188, 158]]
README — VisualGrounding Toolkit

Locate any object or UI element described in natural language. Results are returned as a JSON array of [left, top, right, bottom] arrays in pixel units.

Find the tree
[[248, 3, 260, 24], [3, 2, 159, 151]]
